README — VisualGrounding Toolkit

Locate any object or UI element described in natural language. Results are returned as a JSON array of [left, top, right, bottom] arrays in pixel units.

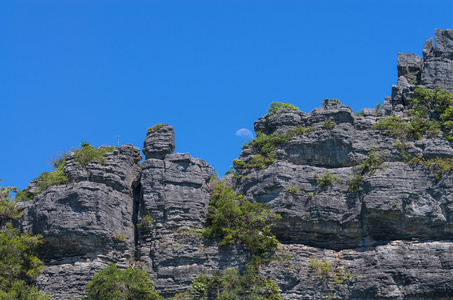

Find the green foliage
[[358, 149, 388, 175], [148, 123, 166, 132], [321, 98, 341, 108], [0, 223, 50, 299], [374, 87, 453, 143], [372, 115, 440, 140], [307, 192, 314, 198], [232, 159, 246, 170], [284, 186, 301, 195], [112, 233, 128, 243], [250, 132, 287, 157], [203, 180, 280, 255], [265, 102, 299, 116], [35, 163, 68, 194], [246, 154, 271, 170], [421, 157, 453, 180], [309, 258, 358, 285], [0, 182, 24, 223], [322, 119, 336, 130], [410, 87, 453, 118], [138, 214, 154, 232], [348, 174, 363, 193], [240, 126, 312, 170], [315, 170, 340, 190], [85, 263, 162, 300], [178, 266, 282, 300], [73, 142, 115, 166], [309, 258, 332, 279], [355, 109, 364, 117], [375, 102, 384, 116]]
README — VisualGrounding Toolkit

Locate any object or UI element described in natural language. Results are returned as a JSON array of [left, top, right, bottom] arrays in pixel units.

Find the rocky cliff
[[17, 29, 453, 299]]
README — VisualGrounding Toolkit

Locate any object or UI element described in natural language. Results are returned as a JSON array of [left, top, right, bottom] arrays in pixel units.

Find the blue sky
[[1, 0, 453, 190]]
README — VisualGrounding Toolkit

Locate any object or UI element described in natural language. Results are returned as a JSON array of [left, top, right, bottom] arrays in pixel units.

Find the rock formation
[[16, 29, 453, 299]]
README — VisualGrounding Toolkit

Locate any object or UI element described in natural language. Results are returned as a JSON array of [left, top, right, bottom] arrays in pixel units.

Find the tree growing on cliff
[[85, 263, 162, 300], [0, 181, 50, 299], [203, 180, 280, 255]]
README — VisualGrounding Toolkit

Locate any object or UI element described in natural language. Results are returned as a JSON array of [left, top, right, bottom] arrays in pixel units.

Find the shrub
[[358, 149, 388, 175], [421, 157, 453, 180], [309, 258, 333, 279], [1, 183, 24, 223], [73, 142, 115, 166], [355, 109, 364, 117], [181, 266, 282, 300], [348, 174, 363, 193], [232, 159, 246, 170], [113, 233, 128, 243], [285, 186, 301, 194], [321, 98, 341, 108], [85, 263, 162, 300], [241, 127, 312, 170], [35, 163, 68, 194], [315, 170, 340, 190], [0, 223, 50, 299], [322, 119, 336, 130], [138, 214, 154, 232], [376, 102, 384, 116], [266, 102, 299, 116], [286, 125, 313, 138], [148, 123, 166, 131], [203, 180, 280, 255]]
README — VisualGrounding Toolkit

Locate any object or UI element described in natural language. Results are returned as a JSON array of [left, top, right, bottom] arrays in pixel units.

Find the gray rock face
[[143, 125, 175, 160], [434, 28, 453, 59], [15, 28, 453, 299], [386, 28, 453, 112]]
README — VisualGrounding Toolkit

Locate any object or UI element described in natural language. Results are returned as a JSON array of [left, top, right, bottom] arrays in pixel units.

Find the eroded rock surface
[[16, 29, 453, 299]]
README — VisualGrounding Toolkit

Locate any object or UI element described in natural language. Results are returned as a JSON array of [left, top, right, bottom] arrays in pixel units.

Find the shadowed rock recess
[[17, 29, 453, 299]]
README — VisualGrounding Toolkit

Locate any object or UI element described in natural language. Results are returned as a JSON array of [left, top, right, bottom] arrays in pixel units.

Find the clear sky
[[1, 0, 453, 190]]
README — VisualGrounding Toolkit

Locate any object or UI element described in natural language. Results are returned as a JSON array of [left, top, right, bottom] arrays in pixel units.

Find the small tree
[[85, 263, 162, 300]]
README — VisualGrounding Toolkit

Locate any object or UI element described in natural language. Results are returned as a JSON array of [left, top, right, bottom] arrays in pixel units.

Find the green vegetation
[[307, 192, 314, 198], [0, 182, 50, 299], [348, 174, 363, 193], [112, 233, 128, 243], [420, 157, 453, 180], [372, 115, 440, 140], [376, 102, 384, 116], [138, 214, 155, 232], [372, 87, 453, 141], [1, 182, 24, 223], [285, 186, 301, 195], [309, 258, 358, 285], [73, 142, 115, 166], [148, 123, 166, 132], [321, 98, 341, 108], [357, 149, 388, 175], [173, 266, 281, 300], [309, 258, 332, 279], [265, 102, 299, 116], [34, 163, 68, 194], [246, 154, 275, 170], [85, 263, 162, 300], [0, 224, 50, 299], [239, 126, 313, 170], [315, 170, 340, 190], [322, 119, 336, 130], [203, 180, 280, 255]]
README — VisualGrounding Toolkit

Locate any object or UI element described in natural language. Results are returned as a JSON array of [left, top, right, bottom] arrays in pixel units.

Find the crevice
[[132, 183, 142, 256]]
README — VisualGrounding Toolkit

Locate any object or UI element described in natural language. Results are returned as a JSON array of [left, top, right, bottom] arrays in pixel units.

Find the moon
[[235, 128, 254, 139]]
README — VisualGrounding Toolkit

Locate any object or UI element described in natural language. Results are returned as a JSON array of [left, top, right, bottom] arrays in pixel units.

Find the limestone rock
[[143, 125, 175, 160], [434, 28, 453, 59]]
